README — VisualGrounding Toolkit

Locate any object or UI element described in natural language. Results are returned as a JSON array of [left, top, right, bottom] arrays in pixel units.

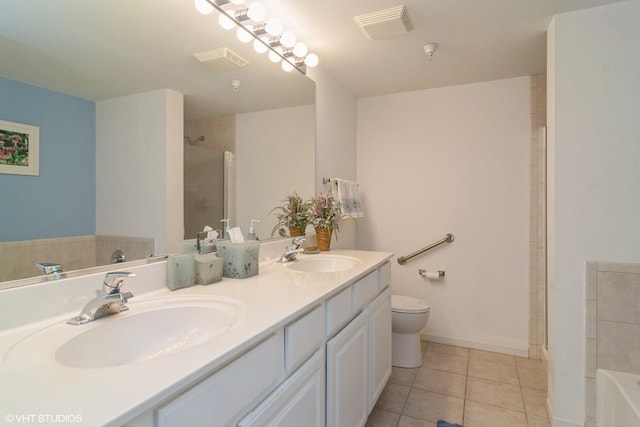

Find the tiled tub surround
[[584, 261, 640, 427], [0, 235, 155, 282], [367, 342, 550, 427], [0, 243, 392, 426]]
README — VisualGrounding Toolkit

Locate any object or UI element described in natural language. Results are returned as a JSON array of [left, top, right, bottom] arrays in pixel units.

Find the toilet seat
[[391, 295, 430, 314]]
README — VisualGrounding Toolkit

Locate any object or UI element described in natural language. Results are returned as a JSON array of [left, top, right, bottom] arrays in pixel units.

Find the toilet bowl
[[391, 295, 430, 368]]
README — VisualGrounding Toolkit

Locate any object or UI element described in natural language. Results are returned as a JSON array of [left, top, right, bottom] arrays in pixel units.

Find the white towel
[[332, 178, 364, 219]]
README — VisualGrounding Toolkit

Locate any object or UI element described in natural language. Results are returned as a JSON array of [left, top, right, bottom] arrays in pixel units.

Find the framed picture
[[0, 120, 39, 176]]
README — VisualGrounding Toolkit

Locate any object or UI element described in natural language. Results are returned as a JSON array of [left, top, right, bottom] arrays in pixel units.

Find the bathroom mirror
[[0, 0, 315, 285]]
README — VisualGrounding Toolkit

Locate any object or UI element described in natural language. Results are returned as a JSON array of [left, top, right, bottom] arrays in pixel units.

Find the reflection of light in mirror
[[281, 60, 294, 72], [253, 38, 268, 54], [194, 0, 214, 15], [230, 0, 245, 4], [280, 30, 296, 48], [218, 12, 235, 30], [237, 26, 253, 43], [268, 48, 282, 63], [293, 42, 308, 58], [265, 18, 282, 36], [305, 53, 319, 68]]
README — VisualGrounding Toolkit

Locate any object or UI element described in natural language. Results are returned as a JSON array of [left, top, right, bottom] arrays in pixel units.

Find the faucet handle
[[291, 236, 306, 248], [102, 271, 136, 294]]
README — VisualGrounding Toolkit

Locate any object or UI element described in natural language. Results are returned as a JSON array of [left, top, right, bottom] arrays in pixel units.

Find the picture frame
[[0, 119, 39, 176]]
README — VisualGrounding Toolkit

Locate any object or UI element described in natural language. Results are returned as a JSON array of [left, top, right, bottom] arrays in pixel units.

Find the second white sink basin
[[285, 255, 361, 273], [5, 295, 246, 369]]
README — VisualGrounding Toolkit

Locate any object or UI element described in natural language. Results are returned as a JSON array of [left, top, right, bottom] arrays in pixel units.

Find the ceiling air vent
[[354, 5, 413, 40], [193, 47, 248, 70]]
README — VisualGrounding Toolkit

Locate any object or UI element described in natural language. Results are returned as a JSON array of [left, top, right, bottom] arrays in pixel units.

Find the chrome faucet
[[279, 236, 306, 263], [37, 262, 64, 278], [67, 271, 136, 325]]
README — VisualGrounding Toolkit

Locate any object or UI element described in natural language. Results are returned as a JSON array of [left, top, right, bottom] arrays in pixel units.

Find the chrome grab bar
[[397, 233, 454, 265]]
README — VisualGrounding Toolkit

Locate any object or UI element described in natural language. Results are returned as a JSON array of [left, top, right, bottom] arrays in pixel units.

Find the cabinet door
[[368, 287, 392, 411], [326, 310, 368, 427], [238, 349, 325, 427]]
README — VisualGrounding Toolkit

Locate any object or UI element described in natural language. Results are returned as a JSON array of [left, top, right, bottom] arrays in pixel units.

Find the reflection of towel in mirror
[[331, 178, 364, 219]]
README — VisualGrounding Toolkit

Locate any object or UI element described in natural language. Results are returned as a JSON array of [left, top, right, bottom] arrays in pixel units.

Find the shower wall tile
[[597, 321, 640, 374]]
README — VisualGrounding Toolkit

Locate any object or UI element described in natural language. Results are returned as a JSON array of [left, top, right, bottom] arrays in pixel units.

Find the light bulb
[[281, 60, 294, 72], [304, 53, 319, 68], [194, 0, 214, 14], [268, 49, 281, 63], [237, 26, 253, 43], [218, 12, 235, 30], [264, 18, 282, 36], [292, 42, 308, 58], [247, 2, 266, 22], [253, 38, 268, 54], [280, 30, 296, 48], [229, 0, 245, 4]]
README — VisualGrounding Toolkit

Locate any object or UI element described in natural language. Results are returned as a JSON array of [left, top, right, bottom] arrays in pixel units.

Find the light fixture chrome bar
[[205, 0, 307, 74]]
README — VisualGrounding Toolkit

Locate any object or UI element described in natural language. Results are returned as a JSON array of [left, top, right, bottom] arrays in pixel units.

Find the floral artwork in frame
[[0, 120, 39, 176]]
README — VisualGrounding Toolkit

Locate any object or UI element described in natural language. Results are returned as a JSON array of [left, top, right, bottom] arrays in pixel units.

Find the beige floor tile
[[403, 389, 464, 424], [422, 351, 468, 375], [375, 382, 411, 413], [413, 367, 467, 398], [421, 340, 428, 355], [521, 387, 548, 416], [465, 377, 524, 411], [515, 356, 544, 370], [365, 408, 400, 427], [468, 359, 519, 385], [470, 349, 516, 366], [463, 400, 528, 427], [517, 365, 547, 390], [426, 342, 470, 358], [390, 367, 419, 387], [527, 414, 551, 427], [398, 415, 436, 427]]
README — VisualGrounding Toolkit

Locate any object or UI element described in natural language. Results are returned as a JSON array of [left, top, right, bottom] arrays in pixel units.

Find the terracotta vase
[[315, 227, 331, 251], [289, 226, 305, 237]]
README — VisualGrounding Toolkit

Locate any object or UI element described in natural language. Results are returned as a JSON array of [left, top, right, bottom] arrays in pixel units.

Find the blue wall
[[0, 77, 95, 241]]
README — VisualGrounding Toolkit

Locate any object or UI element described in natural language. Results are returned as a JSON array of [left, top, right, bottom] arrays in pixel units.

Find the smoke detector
[[354, 5, 413, 40], [193, 47, 248, 70]]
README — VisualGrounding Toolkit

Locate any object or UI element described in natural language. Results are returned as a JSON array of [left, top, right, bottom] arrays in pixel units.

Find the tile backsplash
[[584, 261, 640, 427], [0, 235, 155, 282]]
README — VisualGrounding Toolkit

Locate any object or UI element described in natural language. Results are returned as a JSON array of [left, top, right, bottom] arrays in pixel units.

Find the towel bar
[[398, 233, 454, 265]]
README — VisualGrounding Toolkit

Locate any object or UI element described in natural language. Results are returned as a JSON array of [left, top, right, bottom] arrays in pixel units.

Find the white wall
[[547, 1, 640, 425], [308, 68, 358, 249], [96, 89, 184, 255], [236, 105, 315, 239], [356, 77, 531, 355]]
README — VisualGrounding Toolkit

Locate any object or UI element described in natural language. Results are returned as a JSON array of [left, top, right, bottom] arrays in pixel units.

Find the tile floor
[[366, 341, 550, 427]]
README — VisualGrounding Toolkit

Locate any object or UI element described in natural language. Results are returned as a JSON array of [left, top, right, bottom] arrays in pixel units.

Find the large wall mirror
[[0, 0, 315, 286]]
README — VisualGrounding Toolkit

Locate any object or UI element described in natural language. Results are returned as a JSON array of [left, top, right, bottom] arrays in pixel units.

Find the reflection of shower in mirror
[[184, 135, 205, 145]]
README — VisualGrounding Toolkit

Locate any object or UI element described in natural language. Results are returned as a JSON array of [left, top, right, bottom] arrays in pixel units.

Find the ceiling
[[0, 0, 625, 117]]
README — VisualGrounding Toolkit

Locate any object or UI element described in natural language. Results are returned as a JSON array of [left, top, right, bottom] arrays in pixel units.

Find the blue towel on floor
[[437, 421, 463, 427]]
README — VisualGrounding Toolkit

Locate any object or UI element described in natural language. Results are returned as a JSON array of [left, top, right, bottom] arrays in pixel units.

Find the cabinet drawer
[[378, 262, 391, 291], [285, 305, 325, 373], [155, 334, 280, 427], [325, 286, 353, 337], [352, 270, 379, 313], [238, 349, 325, 427]]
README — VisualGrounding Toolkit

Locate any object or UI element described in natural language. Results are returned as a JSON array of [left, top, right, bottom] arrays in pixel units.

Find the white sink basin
[[285, 255, 361, 273], [5, 295, 246, 369]]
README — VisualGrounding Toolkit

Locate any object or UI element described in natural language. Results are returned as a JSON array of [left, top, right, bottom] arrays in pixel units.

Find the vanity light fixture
[[195, 0, 318, 74]]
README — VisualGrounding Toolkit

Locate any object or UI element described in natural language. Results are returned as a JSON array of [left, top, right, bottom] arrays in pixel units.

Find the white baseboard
[[421, 333, 529, 357]]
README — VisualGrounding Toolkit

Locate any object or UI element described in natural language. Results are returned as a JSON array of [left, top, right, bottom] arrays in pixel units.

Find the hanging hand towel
[[331, 178, 364, 219]]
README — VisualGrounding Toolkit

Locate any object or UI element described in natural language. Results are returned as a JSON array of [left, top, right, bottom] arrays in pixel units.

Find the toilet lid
[[391, 295, 430, 313]]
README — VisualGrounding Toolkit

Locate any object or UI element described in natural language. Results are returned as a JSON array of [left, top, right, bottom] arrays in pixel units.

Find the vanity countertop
[[0, 249, 392, 426]]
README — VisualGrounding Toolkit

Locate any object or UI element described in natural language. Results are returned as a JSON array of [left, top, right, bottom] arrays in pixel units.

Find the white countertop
[[0, 249, 392, 426]]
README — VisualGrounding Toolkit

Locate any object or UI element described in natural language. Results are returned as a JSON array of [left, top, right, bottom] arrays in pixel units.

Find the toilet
[[391, 295, 430, 368]]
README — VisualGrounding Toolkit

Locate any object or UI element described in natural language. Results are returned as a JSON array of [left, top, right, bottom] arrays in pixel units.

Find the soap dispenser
[[246, 219, 260, 240], [220, 218, 231, 240]]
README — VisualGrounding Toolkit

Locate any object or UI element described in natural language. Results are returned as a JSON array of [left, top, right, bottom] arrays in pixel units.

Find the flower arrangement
[[308, 193, 341, 239], [270, 192, 311, 236]]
